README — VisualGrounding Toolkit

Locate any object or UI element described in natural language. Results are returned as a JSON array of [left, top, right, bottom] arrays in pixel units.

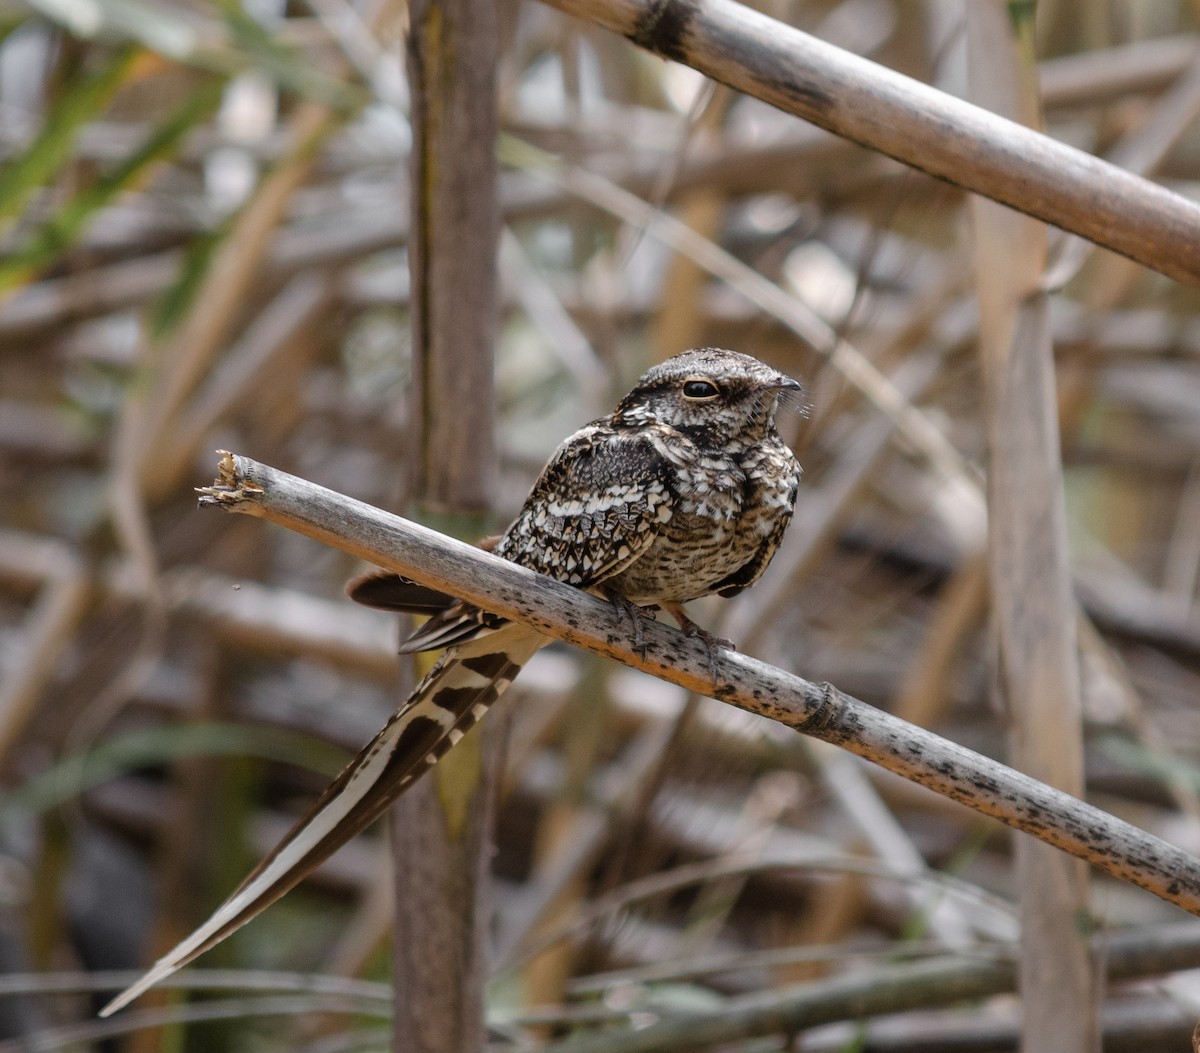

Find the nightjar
[[102, 347, 803, 1016]]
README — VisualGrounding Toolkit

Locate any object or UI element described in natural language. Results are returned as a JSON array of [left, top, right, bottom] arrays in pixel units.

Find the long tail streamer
[[101, 622, 545, 1016]]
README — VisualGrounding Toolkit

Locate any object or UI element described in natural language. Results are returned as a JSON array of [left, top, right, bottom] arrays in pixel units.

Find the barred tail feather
[[100, 622, 546, 1017]]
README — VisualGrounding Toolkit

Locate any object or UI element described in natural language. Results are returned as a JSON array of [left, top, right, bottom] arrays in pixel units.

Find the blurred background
[[5, 0, 1200, 1049]]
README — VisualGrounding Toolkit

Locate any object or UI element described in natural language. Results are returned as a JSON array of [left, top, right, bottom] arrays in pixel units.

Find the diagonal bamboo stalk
[[535, 0, 1200, 286], [196, 451, 1200, 917]]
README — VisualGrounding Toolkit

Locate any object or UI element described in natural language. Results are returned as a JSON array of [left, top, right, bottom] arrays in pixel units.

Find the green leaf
[[25, 0, 363, 108], [0, 77, 224, 296], [0, 45, 138, 229], [148, 221, 228, 339], [26, 0, 200, 58], [215, 0, 361, 110], [4, 721, 347, 819]]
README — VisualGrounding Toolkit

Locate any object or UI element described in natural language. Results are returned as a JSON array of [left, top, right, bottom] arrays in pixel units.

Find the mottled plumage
[[101, 348, 802, 1016], [390, 347, 803, 648]]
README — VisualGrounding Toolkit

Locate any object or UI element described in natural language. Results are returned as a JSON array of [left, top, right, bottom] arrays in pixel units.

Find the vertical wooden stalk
[[967, 5, 1097, 1051], [650, 89, 733, 359], [407, 0, 498, 512], [395, 0, 499, 1048], [522, 655, 610, 1021]]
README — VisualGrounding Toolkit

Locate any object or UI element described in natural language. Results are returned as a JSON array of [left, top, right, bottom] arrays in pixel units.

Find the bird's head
[[614, 348, 805, 446]]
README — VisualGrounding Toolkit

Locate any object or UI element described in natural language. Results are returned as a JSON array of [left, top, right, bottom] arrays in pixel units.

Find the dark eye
[[683, 378, 721, 400]]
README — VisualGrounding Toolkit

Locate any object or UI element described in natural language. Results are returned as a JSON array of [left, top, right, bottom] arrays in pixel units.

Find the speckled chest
[[605, 433, 799, 603]]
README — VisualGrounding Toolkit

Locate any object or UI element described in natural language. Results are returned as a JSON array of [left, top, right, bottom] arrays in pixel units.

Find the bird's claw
[[682, 625, 735, 653], [659, 603, 734, 685], [607, 590, 652, 660], [681, 624, 733, 685]]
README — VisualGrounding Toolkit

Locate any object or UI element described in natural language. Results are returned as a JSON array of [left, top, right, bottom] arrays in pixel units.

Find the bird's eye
[[682, 378, 721, 400]]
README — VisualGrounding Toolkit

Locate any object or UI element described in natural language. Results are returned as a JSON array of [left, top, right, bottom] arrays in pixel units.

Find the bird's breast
[[604, 450, 764, 603]]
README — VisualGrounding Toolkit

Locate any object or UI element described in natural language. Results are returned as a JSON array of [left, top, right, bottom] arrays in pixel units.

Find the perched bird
[[101, 347, 803, 1016]]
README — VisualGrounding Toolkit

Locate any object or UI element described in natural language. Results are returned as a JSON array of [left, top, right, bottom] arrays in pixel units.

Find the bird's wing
[[499, 424, 677, 587], [345, 571, 456, 614], [356, 425, 678, 655], [345, 572, 508, 652], [712, 531, 789, 597], [714, 443, 801, 597], [345, 533, 504, 621], [100, 621, 546, 1017]]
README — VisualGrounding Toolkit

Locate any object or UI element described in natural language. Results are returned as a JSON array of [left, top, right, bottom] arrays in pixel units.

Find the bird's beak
[[768, 374, 809, 417]]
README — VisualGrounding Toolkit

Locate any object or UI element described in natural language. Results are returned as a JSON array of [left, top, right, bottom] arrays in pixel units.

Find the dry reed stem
[[533, 918, 1200, 1053], [968, 6, 1095, 1046], [536, 0, 1200, 285], [0, 568, 92, 761], [195, 452, 1200, 917]]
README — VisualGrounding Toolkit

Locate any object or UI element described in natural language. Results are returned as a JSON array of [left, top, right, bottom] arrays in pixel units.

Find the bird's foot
[[605, 589, 655, 660], [662, 603, 734, 684]]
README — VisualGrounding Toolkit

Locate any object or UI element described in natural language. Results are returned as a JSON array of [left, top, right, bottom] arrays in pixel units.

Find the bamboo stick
[[196, 452, 1200, 917]]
